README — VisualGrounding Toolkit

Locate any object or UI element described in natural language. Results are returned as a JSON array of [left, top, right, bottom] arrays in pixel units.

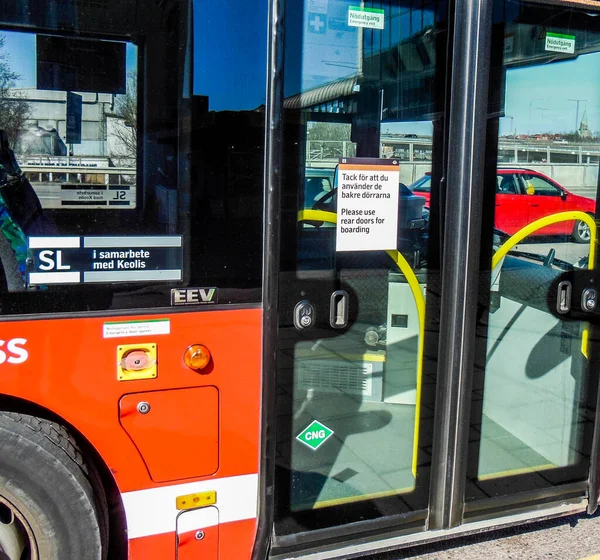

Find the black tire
[[0, 412, 108, 560], [572, 218, 592, 243]]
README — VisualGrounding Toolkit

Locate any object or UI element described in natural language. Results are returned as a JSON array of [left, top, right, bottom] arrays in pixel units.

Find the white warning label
[[103, 319, 170, 338]]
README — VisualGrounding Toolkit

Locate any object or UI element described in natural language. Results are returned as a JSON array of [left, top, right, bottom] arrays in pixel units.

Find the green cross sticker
[[296, 420, 334, 450]]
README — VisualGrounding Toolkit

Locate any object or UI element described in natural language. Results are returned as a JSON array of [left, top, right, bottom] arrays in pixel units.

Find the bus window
[[0, 0, 266, 315]]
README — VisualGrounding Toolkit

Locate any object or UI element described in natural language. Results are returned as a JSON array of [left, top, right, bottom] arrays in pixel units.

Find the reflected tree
[[0, 36, 30, 149], [109, 71, 137, 165]]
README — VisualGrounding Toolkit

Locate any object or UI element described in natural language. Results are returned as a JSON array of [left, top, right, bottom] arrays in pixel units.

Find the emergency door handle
[[557, 280, 572, 314], [330, 290, 349, 329]]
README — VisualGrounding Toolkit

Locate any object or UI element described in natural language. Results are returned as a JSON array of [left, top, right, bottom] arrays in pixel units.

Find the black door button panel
[[294, 300, 315, 330], [582, 287, 597, 312], [550, 271, 600, 323]]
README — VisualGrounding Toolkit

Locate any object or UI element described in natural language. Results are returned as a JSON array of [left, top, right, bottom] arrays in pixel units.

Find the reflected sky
[[501, 52, 600, 137], [0, 0, 269, 113], [2, 0, 600, 131], [192, 0, 267, 111]]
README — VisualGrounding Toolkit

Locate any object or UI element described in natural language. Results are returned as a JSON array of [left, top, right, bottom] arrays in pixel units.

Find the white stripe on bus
[[83, 236, 182, 248], [83, 269, 182, 282], [121, 473, 258, 539], [28, 271, 81, 284], [28, 236, 81, 249]]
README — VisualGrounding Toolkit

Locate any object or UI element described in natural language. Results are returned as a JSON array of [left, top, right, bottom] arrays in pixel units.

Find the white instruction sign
[[545, 31, 575, 54], [336, 158, 400, 252]]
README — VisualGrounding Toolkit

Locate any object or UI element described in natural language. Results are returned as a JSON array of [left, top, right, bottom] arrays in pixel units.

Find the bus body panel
[[0, 308, 262, 554], [129, 518, 256, 560]]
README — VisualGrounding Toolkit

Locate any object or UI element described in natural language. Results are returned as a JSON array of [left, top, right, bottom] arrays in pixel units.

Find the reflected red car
[[409, 168, 596, 243]]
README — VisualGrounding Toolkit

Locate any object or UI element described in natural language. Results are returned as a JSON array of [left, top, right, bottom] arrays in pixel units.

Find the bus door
[[272, 0, 449, 550], [465, 0, 600, 525]]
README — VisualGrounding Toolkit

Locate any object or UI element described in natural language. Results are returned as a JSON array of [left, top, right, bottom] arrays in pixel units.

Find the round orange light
[[183, 344, 212, 371]]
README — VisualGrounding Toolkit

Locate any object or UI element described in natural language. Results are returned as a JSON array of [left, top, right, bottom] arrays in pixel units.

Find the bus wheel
[[0, 412, 108, 560]]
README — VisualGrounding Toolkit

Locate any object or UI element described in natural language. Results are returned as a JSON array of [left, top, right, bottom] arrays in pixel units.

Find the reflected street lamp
[[529, 98, 545, 135], [535, 107, 549, 123], [504, 115, 514, 136]]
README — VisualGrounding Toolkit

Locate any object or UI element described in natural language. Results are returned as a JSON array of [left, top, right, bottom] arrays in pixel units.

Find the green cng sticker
[[545, 31, 575, 54], [348, 6, 385, 30], [296, 420, 334, 450]]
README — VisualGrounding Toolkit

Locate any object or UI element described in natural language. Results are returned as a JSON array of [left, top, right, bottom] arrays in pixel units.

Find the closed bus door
[[272, 0, 450, 549], [465, 0, 600, 523]]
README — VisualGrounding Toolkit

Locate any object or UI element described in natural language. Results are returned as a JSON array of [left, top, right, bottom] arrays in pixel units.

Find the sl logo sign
[[171, 288, 218, 306]]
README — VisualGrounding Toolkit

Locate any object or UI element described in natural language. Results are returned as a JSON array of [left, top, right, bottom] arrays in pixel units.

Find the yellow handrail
[[298, 209, 425, 477], [298, 208, 597, 479], [492, 211, 596, 358], [492, 211, 596, 271]]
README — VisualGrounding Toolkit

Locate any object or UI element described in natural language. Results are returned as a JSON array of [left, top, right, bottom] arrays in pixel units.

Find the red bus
[[1, 0, 600, 559]]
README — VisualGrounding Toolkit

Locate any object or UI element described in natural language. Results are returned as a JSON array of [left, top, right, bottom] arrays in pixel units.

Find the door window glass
[[522, 174, 561, 196], [276, 0, 448, 535], [497, 173, 520, 194], [468, 0, 599, 503]]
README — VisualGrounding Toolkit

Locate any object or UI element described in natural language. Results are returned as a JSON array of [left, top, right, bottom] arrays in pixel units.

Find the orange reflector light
[[176, 490, 216, 510], [184, 344, 212, 371]]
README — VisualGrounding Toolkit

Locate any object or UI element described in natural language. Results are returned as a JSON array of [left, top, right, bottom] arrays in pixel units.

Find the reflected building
[[285, 0, 441, 121], [7, 88, 132, 163], [579, 110, 592, 139]]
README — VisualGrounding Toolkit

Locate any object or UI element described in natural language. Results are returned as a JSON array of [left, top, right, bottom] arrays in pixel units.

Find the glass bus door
[[465, 0, 600, 519], [270, 0, 600, 554], [272, 0, 449, 547]]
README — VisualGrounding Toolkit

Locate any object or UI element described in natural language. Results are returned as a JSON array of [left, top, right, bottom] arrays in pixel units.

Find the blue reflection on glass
[[193, 0, 268, 111]]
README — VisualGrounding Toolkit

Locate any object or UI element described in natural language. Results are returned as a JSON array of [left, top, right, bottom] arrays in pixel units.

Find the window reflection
[[0, 0, 267, 312], [471, 0, 600, 496], [277, 0, 446, 527]]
